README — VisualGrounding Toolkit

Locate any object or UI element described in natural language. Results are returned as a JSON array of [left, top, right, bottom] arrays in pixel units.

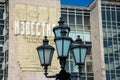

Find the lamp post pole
[[36, 18, 88, 80]]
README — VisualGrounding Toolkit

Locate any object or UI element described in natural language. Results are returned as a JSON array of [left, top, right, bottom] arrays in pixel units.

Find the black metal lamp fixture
[[36, 18, 88, 80], [36, 36, 55, 74], [71, 35, 88, 75], [53, 18, 70, 37]]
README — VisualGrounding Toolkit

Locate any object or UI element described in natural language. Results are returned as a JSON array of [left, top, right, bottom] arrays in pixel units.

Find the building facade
[[0, 0, 9, 80], [61, 6, 93, 80], [0, 0, 120, 80], [101, 0, 120, 80]]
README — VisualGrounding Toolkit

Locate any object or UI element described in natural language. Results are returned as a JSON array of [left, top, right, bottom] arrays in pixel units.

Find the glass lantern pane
[[49, 49, 54, 63], [73, 48, 80, 64], [54, 28, 61, 37], [81, 48, 87, 63], [63, 39, 71, 57], [38, 49, 44, 65], [45, 49, 51, 65], [55, 39, 62, 57]]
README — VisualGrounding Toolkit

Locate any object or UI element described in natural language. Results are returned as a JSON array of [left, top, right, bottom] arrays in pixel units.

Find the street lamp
[[53, 18, 70, 37], [71, 35, 88, 75], [36, 18, 88, 80], [36, 36, 55, 67]]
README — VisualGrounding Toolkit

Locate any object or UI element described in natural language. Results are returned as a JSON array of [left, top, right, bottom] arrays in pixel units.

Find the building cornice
[[61, 5, 90, 10], [101, 1, 120, 5], [88, 0, 96, 11]]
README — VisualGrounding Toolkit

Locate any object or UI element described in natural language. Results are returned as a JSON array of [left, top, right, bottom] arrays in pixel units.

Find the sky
[[61, 0, 93, 6]]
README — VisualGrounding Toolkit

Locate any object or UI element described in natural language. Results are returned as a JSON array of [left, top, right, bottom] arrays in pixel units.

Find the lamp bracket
[[44, 66, 56, 78], [44, 74, 56, 78], [59, 57, 67, 69], [56, 69, 71, 80]]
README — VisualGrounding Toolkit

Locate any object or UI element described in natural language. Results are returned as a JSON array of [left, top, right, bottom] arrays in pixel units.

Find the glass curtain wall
[[0, 0, 9, 80], [61, 6, 93, 80], [102, 2, 120, 80]]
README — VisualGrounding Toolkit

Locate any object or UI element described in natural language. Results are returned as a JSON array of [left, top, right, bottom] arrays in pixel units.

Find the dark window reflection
[[69, 15, 75, 24], [84, 16, 90, 25], [102, 10, 106, 20], [76, 15, 82, 24], [117, 11, 120, 22], [106, 74, 110, 80], [107, 10, 111, 21], [0, 26, 4, 35], [112, 11, 116, 21], [105, 57, 109, 64], [0, 9, 4, 19], [61, 14, 67, 23], [102, 4, 120, 80]]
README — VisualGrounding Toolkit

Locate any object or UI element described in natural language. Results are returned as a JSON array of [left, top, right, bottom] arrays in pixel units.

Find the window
[[107, 10, 110, 21], [84, 16, 90, 25], [77, 25, 83, 30], [0, 26, 4, 35], [117, 11, 120, 22], [111, 11, 116, 21], [102, 10, 106, 20], [0, 42, 3, 47], [86, 62, 93, 72], [0, 47, 3, 52], [69, 15, 75, 24], [61, 14, 67, 23], [102, 4, 120, 80], [0, 1, 9, 80], [61, 7, 93, 80], [76, 15, 82, 24], [0, 9, 4, 19], [69, 25, 75, 31], [84, 32, 91, 41]]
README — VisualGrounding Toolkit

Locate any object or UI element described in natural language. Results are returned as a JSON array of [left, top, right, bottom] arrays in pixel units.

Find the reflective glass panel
[[55, 39, 62, 57], [81, 48, 87, 63], [45, 49, 51, 65], [63, 39, 71, 57], [38, 49, 44, 65]]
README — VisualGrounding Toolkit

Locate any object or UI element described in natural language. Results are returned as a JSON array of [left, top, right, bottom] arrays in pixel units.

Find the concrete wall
[[8, 0, 60, 80], [90, 0, 106, 80]]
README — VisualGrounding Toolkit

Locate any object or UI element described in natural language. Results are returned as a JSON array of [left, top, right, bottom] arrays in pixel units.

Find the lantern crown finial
[[58, 17, 64, 25], [78, 35, 80, 38], [75, 35, 82, 44], [43, 36, 49, 45]]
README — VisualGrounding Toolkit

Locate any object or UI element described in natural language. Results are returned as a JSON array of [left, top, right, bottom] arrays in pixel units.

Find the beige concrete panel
[[49, 8, 57, 24], [14, 7, 59, 71], [90, 0, 106, 80], [15, 4, 26, 20], [9, 0, 60, 80], [38, 7, 48, 22], [21, 72, 54, 80], [26, 6, 38, 21], [9, 1, 22, 80], [16, 37, 41, 68]]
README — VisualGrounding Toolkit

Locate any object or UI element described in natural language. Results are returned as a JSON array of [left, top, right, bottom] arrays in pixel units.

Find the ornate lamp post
[[36, 18, 88, 80]]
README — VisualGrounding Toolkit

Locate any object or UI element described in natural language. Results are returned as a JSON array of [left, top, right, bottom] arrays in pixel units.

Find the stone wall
[[8, 0, 60, 80], [90, 0, 106, 80]]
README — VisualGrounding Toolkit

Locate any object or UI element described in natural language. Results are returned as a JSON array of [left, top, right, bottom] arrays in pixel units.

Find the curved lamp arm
[[44, 63, 71, 80], [44, 66, 56, 78]]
